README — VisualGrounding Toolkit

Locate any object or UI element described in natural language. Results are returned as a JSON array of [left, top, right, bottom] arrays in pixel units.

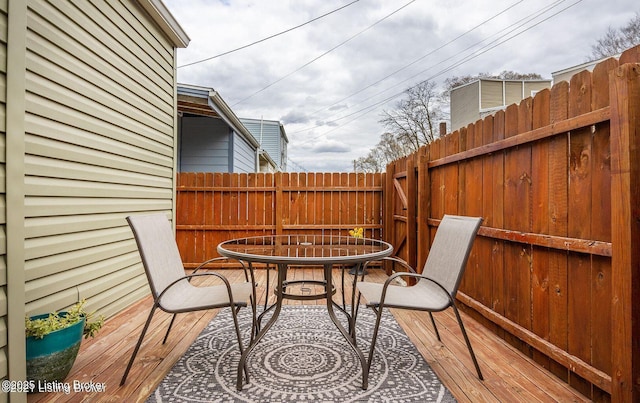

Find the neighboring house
[[2, 0, 188, 389], [450, 78, 552, 131], [177, 84, 277, 173], [552, 53, 621, 84], [240, 118, 288, 172]]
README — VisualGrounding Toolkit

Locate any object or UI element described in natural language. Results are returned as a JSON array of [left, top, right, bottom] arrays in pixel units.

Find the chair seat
[[160, 280, 254, 313], [357, 279, 451, 311]]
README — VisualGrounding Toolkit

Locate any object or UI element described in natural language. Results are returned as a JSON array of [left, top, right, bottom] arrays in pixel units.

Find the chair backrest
[[422, 215, 482, 296], [127, 214, 186, 298]]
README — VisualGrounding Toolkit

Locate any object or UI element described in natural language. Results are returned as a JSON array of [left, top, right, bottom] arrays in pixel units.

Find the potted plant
[[25, 300, 104, 384]]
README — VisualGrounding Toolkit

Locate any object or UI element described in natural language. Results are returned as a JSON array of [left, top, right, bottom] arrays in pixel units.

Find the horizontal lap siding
[[233, 132, 256, 173], [24, 0, 176, 318], [0, 0, 6, 383]]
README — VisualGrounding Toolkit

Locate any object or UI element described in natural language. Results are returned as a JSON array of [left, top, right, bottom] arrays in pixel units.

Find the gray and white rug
[[148, 305, 456, 402]]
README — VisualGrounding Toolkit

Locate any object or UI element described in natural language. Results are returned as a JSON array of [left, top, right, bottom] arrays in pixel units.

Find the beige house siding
[[23, 0, 178, 317], [450, 81, 479, 132], [0, 0, 6, 387], [479, 80, 502, 109], [504, 81, 523, 105], [524, 81, 550, 97], [3, 0, 188, 394], [451, 79, 552, 131]]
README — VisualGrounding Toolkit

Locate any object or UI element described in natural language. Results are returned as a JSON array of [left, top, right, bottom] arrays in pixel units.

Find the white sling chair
[[357, 215, 484, 381], [120, 213, 256, 385]]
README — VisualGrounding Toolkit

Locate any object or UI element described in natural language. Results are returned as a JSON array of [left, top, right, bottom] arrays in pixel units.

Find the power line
[[230, 0, 417, 107], [296, 0, 576, 141], [291, 0, 526, 135], [295, 0, 582, 146], [178, 0, 360, 69], [286, 158, 309, 172]]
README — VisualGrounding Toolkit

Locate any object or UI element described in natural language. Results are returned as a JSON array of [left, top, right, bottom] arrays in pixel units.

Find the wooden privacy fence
[[175, 48, 639, 402], [386, 49, 639, 402], [176, 172, 384, 268]]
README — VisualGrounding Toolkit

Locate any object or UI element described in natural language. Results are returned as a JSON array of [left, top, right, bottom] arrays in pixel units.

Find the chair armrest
[[377, 268, 455, 308], [192, 256, 247, 274], [191, 256, 256, 308], [361, 255, 416, 280], [156, 271, 243, 307]]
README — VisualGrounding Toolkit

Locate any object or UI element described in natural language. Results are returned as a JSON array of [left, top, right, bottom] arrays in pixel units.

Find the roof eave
[[137, 0, 190, 48]]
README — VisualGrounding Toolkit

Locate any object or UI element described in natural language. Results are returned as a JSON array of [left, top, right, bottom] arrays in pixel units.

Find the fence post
[[275, 172, 283, 236], [384, 162, 395, 275], [417, 147, 430, 271], [406, 155, 417, 270], [609, 63, 640, 402]]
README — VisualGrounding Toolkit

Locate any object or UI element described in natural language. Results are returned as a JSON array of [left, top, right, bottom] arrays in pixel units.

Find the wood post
[[609, 63, 640, 402], [275, 172, 284, 236], [417, 147, 430, 272], [406, 155, 417, 270]]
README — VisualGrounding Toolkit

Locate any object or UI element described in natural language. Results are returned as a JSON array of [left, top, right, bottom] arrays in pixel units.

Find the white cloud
[[165, 0, 638, 171], [311, 140, 351, 153]]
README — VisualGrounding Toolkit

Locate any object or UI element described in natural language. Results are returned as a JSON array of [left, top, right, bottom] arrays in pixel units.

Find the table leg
[[323, 263, 369, 390], [236, 263, 287, 391], [349, 262, 362, 339]]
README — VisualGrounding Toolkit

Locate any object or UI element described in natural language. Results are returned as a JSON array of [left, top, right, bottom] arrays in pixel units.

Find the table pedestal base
[[236, 263, 369, 391]]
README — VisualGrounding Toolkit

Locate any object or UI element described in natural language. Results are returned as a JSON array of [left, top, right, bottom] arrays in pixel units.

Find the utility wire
[[230, 0, 416, 107], [295, 0, 582, 146], [286, 158, 309, 172], [178, 0, 360, 69], [293, 0, 526, 134]]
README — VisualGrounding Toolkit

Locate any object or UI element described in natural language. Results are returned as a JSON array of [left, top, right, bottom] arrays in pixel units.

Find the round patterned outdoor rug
[[147, 305, 456, 402]]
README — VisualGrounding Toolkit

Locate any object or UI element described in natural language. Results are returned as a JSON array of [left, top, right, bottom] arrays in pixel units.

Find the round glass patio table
[[217, 234, 393, 391]]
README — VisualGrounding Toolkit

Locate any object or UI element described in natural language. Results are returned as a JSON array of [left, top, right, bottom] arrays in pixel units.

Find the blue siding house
[[240, 118, 288, 172], [177, 84, 277, 173]]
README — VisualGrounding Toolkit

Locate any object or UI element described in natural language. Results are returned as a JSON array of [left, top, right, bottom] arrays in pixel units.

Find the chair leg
[[429, 312, 441, 341], [163, 314, 177, 344], [121, 305, 158, 385], [231, 306, 250, 384], [451, 303, 483, 380]]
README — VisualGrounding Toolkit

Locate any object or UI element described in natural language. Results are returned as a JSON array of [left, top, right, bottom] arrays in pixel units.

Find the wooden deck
[[28, 268, 589, 402]]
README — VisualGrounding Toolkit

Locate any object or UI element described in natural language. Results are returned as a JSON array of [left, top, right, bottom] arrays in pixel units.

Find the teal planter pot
[[26, 313, 85, 383]]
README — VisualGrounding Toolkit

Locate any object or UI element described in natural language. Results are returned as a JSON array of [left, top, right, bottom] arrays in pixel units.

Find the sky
[[163, 0, 637, 172]]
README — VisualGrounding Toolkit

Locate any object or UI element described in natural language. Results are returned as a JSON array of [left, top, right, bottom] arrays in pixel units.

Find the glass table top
[[217, 234, 393, 265]]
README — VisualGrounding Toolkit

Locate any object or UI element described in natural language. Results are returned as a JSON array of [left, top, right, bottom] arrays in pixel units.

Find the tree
[[589, 12, 640, 60], [353, 132, 410, 173], [354, 71, 543, 172], [379, 80, 444, 152]]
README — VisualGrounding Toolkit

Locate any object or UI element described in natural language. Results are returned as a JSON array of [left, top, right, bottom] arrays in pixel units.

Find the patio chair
[[356, 214, 484, 381], [120, 213, 257, 385]]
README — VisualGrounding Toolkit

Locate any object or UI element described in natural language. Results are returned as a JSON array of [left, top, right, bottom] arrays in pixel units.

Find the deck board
[[27, 268, 588, 402]]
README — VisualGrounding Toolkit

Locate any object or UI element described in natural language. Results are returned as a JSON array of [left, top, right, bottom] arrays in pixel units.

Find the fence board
[[491, 110, 506, 341], [479, 116, 496, 331], [531, 88, 551, 371], [609, 61, 640, 403], [567, 70, 594, 396], [502, 104, 523, 352], [590, 59, 615, 401], [547, 80, 570, 382]]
